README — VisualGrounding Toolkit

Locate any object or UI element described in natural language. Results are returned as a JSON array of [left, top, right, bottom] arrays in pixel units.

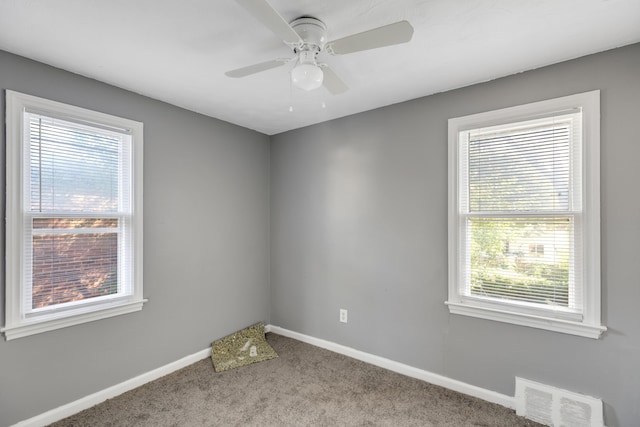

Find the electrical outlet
[[339, 309, 348, 323]]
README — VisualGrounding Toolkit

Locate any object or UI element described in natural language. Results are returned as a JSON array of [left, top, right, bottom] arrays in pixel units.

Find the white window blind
[[25, 112, 132, 313], [460, 113, 582, 312], [447, 91, 605, 339], [2, 91, 144, 340]]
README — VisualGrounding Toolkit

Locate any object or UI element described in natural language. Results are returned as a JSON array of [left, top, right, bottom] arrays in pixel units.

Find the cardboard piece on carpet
[[211, 322, 278, 372]]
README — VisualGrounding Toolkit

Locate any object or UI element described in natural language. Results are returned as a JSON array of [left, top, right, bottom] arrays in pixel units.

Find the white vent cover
[[515, 377, 604, 427]]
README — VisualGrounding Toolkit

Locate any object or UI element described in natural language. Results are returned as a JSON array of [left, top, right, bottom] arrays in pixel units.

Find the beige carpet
[[50, 333, 542, 426]]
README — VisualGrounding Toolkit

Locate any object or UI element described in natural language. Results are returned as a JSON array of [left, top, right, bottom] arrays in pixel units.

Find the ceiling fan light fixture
[[291, 62, 323, 91], [228, 1, 415, 96]]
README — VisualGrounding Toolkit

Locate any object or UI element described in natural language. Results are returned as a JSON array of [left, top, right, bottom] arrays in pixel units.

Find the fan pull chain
[[288, 70, 294, 113]]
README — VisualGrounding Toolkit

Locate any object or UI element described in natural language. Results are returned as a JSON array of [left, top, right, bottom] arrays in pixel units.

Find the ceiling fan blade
[[236, 0, 302, 45], [225, 59, 289, 78], [320, 65, 349, 95], [326, 20, 414, 55]]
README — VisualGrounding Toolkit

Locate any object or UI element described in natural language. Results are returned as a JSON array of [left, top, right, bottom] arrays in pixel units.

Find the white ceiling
[[1, 0, 639, 135]]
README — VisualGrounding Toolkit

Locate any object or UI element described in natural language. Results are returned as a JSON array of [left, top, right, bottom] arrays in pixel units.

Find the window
[[528, 243, 545, 257], [2, 91, 144, 340], [447, 91, 605, 338]]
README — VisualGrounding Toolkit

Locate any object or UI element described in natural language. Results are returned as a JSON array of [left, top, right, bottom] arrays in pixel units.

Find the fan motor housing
[[290, 17, 327, 51]]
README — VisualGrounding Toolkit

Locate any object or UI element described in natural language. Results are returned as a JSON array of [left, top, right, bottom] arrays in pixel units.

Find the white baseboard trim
[[267, 325, 515, 410], [12, 347, 212, 427]]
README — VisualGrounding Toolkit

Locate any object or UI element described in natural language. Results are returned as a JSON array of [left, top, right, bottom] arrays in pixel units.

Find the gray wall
[[0, 50, 271, 426], [270, 43, 640, 427]]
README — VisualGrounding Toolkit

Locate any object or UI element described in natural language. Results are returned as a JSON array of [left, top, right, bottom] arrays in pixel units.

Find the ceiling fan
[[225, 0, 414, 94]]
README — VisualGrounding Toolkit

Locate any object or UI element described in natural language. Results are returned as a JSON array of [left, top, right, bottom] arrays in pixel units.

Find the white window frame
[[447, 91, 606, 339], [2, 91, 145, 340]]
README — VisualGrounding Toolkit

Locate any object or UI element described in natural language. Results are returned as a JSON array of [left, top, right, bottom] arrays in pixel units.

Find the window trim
[[447, 91, 606, 339], [2, 90, 145, 340]]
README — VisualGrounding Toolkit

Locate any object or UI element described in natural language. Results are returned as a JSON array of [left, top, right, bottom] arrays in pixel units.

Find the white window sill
[[445, 301, 606, 339], [1, 299, 147, 340]]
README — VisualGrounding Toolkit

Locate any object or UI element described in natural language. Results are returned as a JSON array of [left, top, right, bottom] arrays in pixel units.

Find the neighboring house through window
[[447, 91, 605, 338], [2, 91, 144, 340]]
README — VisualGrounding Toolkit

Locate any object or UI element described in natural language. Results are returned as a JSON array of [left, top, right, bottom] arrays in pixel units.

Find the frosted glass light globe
[[291, 63, 324, 91]]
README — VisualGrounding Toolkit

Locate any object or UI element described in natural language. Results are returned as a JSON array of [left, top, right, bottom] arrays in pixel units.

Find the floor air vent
[[515, 377, 604, 427]]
